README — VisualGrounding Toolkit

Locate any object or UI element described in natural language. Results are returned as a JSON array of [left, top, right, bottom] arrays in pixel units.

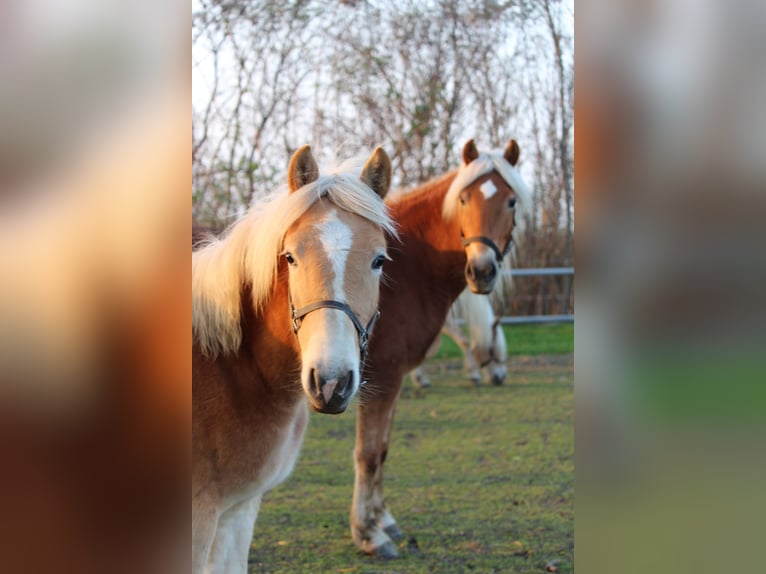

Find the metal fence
[[499, 267, 574, 325]]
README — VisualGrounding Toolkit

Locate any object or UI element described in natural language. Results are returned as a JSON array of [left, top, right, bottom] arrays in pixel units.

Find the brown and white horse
[[192, 145, 395, 573], [411, 284, 509, 388], [351, 138, 530, 557]]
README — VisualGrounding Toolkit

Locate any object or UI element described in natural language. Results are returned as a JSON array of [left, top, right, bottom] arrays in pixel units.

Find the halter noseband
[[461, 235, 513, 264], [290, 296, 380, 364], [460, 196, 516, 265]]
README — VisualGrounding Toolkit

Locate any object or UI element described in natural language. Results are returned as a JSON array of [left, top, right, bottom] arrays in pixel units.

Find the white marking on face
[[479, 180, 497, 199], [299, 208, 360, 409], [466, 242, 497, 269], [318, 209, 353, 298]]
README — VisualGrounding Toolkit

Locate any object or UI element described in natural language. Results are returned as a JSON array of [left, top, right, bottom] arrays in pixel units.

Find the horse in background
[[411, 276, 510, 387], [351, 138, 531, 557], [192, 146, 395, 574]]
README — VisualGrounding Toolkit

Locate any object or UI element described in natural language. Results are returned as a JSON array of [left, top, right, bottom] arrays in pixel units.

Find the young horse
[[192, 145, 395, 574], [411, 285, 509, 387], [350, 138, 531, 557]]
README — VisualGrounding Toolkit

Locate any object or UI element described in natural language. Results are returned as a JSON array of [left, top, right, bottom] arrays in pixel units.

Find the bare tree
[[192, 0, 321, 223], [192, 0, 574, 315]]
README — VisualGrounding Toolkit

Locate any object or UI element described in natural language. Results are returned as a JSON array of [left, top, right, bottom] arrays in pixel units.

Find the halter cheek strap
[[290, 296, 380, 364], [461, 235, 513, 264]]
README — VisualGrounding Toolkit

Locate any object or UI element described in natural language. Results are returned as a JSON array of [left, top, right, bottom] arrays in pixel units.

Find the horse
[[350, 138, 531, 557], [411, 283, 509, 388], [192, 145, 396, 574]]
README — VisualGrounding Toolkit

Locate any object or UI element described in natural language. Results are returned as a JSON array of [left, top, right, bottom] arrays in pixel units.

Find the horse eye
[[459, 193, 468, 206], [284, 252, 295, 265], [507, 197, 517, 208], [372, 255, 386, 270]]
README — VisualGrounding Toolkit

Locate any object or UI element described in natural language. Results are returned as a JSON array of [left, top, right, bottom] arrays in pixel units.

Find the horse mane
[[385, 171, 456, 208], [441, 152, 532, 223], [192, 165, 397, 358]]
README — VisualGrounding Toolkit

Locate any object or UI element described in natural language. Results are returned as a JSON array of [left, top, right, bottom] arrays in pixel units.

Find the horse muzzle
[[489, 365, 506, 386], [465, 258, 498, 294], [305, 367, 356, 414]]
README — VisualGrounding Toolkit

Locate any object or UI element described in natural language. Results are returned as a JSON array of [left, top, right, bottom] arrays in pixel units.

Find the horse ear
[[462, 139, 479, 165], [360, 147, 392, 199], [503, 139, 520, 166], [287, 144, 319, 193]]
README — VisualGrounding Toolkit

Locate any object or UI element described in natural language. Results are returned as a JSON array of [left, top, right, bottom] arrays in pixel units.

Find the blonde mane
[[192, 168, 397, 358], [441, 152, 532, 222]]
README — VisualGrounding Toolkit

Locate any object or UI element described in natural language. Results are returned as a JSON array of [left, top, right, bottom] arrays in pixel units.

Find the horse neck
[[389, 175, 467, 300], [237, 277, 303, 402]]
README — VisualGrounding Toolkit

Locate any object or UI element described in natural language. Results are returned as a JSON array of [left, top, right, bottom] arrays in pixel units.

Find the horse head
[[449, 138, 525, 294], [282, 146, 392, 413]]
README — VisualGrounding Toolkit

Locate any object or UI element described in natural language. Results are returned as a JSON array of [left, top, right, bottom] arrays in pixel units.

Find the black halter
[[289, 295, 380, 364], [461, 235, 513, 264]]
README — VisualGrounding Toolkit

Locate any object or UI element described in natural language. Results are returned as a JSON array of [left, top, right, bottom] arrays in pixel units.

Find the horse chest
[[228, 399, 309, 504], [259, 401, 308, 492]]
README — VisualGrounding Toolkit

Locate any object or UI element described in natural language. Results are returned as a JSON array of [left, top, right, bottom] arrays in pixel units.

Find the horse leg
[[192, 489, 219, 574], [206, 495, 261, 574], [375, 410, 403, 542], [351, 378, 402, 558], [465, 345, 483, 385], [444, 323, 481, 384]]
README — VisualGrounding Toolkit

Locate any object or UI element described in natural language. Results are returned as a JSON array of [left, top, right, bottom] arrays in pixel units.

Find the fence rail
[[502, 267, 574, 324], [502, 266, 574, 277]]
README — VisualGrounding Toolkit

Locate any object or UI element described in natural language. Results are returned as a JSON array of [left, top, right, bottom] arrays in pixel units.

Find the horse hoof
[[384, 523, 404, 542], [491, 376, 504, 386], [373, 541, 399, 559], [415, 378, 431, 389]]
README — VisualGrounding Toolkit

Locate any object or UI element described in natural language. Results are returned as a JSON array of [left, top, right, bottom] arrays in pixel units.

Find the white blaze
[[479, 180, 497, 199], [299, 207, 360, 406], [318, 209, 352, 298]]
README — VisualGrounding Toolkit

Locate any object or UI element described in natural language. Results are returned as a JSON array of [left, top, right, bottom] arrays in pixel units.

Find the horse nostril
[[485, 264, 497, 283], [465, 263, 475, 281], [309, 368, 320, 397], [343, 370, 354, 396]]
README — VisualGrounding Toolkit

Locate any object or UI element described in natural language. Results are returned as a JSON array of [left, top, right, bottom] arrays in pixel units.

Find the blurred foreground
[[577, 0, 766, 572], [0, 1, 188, 572]]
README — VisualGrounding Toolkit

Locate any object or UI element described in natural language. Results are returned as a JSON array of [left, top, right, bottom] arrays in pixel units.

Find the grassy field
[[435, 324, 574, 359], [249, 324, 574, 573]]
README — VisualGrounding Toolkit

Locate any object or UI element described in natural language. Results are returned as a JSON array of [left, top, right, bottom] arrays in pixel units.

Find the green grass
[[248, 346, 574, 573], [435, 323, 574, 359]]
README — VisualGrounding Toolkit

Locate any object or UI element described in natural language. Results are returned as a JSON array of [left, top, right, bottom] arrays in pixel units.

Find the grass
[[248, 324, 574, 573], [434, 323, 574, 359]]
